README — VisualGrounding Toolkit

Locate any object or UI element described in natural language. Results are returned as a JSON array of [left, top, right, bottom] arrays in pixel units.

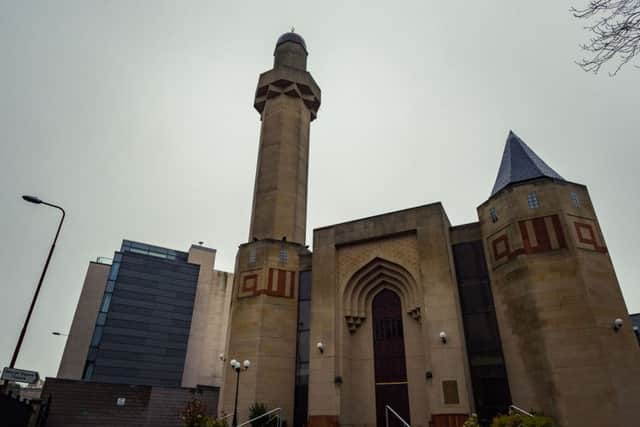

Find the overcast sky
[[1, 1, 639, 379]]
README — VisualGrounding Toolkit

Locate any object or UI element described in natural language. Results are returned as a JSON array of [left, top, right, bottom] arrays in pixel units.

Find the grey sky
[[1, 1, 638, 379]]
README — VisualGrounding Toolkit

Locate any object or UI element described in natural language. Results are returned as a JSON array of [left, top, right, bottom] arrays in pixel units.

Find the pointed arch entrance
[[372, 289, 411, 427]]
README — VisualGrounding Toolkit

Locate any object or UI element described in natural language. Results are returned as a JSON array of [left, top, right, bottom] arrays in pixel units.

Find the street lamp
[[230, 358, 250, 427], [8, 195, 65, 370]]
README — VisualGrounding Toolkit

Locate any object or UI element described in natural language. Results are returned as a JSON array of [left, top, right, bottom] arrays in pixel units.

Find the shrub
[[248, 402, 278, 427], [463, 413, 480, 427], [180, 399, 230, 427], [491, 414, 556, 427], [181, 399, 211, 427], [210, 417, 229, 427]]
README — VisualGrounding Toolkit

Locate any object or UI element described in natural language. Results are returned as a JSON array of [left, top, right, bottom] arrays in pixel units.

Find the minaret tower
[[221, 32, 320, 424], [249, 31, 320, 245], [478, 131, 640, 427]]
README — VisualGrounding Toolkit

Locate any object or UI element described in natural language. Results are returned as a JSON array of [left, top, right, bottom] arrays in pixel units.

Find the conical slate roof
[[491, 131, 564, 196]]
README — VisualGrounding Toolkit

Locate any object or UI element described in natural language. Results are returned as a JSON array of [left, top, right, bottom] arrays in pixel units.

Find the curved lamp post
[[231, 358, 250, 427], [8, 195, 65, 370]]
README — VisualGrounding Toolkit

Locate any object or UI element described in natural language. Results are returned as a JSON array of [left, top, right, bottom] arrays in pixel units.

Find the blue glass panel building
[[83, 240, 200, 387]]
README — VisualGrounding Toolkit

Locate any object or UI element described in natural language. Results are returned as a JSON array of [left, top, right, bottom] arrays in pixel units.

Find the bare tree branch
[[572, 0, 640, 75]]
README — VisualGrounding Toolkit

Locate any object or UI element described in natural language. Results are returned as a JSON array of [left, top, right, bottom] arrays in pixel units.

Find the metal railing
[[237, 407, 282, 427], [385, 405, 410, 427], [509, 405, 534, 418], [217, 413, 233, 424]]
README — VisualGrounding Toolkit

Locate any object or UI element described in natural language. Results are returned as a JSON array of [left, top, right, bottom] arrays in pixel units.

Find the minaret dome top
[[274, 31, 308, 70]]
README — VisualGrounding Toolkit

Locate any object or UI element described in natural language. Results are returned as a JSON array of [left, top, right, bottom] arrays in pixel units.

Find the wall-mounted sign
[[1, 367, 39, 384]]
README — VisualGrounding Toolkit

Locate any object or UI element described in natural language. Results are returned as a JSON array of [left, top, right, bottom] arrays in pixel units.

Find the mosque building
[[51, 32, 640, 427]]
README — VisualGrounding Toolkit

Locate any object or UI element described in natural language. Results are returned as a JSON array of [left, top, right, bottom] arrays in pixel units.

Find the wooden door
[[373, 289, 410, 427]]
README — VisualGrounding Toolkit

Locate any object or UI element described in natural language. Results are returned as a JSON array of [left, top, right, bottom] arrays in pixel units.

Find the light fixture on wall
[[613, 318, 624, 332], [317, 342, 324, 353], [439, 331, 447, 344], [219, 353, 226, 361]]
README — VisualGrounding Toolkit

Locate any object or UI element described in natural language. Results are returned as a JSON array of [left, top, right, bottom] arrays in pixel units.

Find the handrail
[[509, 405, 534, 418], [385, 405, 410, 427], [237, 407, 282, 427], [217, 413, 233, 422]]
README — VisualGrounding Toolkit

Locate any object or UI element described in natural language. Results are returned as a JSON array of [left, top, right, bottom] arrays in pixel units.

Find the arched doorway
[[372, 289, 411, 427]]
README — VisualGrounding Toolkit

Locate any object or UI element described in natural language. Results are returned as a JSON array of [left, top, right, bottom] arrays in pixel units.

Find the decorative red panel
[[239, 269, 295, 298], [574, 221, 607, 252], [264, 268, 295, 298], [488, 214, 567, 268], [519, 215, 566, 254], [242, 274, 258, 293], [492, 235, 511, 262]]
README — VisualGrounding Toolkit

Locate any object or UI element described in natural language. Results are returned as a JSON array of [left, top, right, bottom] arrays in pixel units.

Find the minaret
[[221, 32, 320, 425], [478, 131, 640, 427], [249, 31, 320, 245]]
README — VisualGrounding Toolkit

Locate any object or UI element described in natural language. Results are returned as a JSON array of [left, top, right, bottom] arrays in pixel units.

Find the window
[[527, 192, 539, 209], [294, 271, 312, 427], [100, 294, 112, 313], [90, 326, 104, 347], [106, 280, 115, 293], [374, 318, 404, 339], [279, 246, 288, 264], [121, 240, 177, 260], [96, 312, 107, 326], [571, 192, 580, 208], [489, 207, 498, 223], [82, 362, 95, 380], [86, 347, 98, 362], [248, 248, 257, 265], [108, 263, 120, 281]]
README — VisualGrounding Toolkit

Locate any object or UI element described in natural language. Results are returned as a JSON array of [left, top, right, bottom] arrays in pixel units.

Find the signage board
[[1, 367, 39, 384]]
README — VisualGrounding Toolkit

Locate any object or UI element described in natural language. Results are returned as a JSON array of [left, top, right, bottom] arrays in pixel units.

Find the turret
[[478, 131, 640, 427]]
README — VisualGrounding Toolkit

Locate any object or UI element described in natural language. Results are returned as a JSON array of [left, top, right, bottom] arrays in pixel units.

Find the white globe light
[[230, 359, 238, 368], [243, 360, 251, 369]]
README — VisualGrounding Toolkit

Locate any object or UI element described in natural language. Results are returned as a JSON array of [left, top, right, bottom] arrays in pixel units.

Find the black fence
[[0, 390, 50, 427]]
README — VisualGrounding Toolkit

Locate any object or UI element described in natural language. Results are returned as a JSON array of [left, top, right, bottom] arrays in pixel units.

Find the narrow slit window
[[489, 207, 498, 223], [279, 247, 288, 264], [527, 192, 539, 209], [571, 192, 580, 208]]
